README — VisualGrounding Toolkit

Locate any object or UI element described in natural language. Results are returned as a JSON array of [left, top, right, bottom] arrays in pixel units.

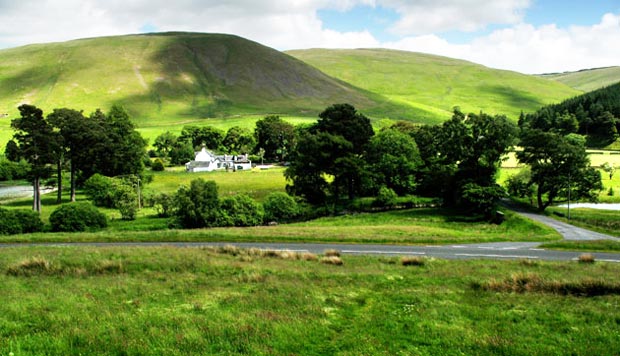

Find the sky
[[0, 0, 619, 74]]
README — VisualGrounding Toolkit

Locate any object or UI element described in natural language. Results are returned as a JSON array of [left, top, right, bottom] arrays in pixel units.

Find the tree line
[[520, 82, 620, 146], [1, 101, 604, 228]]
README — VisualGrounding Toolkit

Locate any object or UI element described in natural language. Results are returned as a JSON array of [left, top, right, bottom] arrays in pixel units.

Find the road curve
[[2, 241, 620, 262], [516, 210, 619, 241]]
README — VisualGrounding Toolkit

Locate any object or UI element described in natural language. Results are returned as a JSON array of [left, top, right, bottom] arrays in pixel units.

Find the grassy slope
[[287, 48, 581, 123], [542, 66, 620, 92], [0, 32, 413, 148], [1, 246, 619, 355]]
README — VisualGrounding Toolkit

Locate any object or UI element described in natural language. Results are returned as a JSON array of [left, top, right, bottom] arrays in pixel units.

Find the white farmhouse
[[185, 146, 252, 172]]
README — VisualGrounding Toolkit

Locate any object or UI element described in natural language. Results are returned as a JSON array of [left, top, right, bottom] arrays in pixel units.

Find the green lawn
[[1, 246, 619, 355]]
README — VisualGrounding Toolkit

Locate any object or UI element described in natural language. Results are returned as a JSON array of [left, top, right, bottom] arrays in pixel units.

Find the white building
[[185, 147, 252, 172]]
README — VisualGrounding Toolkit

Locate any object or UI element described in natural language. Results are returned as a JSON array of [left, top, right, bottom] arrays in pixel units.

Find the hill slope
[[287, 48, 581, 122], [0, 32, 395, 127], [541, 67, 620, 92]]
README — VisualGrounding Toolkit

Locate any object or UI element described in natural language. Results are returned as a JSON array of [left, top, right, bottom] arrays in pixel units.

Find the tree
[[11, 104, 61, 212], [413, 109, 517, 216], [315, 103, 374, 154], [153, 131, 177, 158], [254, 116, 296, 162], [172, 178, 222, 228], [517, 130, 603, 211], [99, 105, 148, 178], [169, 139, 195, 166], [366, 128, 421, 195], [286, 104, 374, 202], [47, 108, 89, 202], [179, 125, 224, 151], [223, 126, 255, 154], [4, 140, 21, 162]]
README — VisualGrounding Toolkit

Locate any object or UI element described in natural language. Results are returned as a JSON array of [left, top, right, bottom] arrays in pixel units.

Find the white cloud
[[379, 0, 530, 34], [384, 13, 620, 73]]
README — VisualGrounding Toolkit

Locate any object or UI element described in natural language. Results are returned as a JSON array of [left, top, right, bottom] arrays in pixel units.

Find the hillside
[[541, 66, 620, 92], [287, 48, 581, 122], [0, 32, 399, 130]]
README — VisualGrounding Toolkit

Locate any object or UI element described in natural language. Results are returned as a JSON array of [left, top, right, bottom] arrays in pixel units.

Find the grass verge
[[540, 239, 620, 252], [0, 208, 561, 244]]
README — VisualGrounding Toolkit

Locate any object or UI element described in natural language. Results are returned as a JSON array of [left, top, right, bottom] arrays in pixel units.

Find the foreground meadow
[[1, 246, 619, 355]]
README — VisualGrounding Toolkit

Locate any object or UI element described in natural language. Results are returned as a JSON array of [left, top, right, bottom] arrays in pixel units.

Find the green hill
[[1, 32, 415, 148], [0, 32, 392, 122], [540, 67, 620, 92], [287, 48, 581, 122]]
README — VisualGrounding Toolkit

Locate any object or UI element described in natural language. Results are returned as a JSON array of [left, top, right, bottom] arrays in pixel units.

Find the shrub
[[263, 192, 299, 223], [373, 186, 398, 208], [12, 210, 44, 233], [151, 159, 165, 171], [0, 208, 44, 235], [114, 184, 138, 220], [150, 192, 174, 217], [220, 194, 264, 226], [172, 178, 222, 228], [49, 202, 108, 232], [0, 208, 23, 235], [84, 174, 117, 208], [608, 187, 614, 196]]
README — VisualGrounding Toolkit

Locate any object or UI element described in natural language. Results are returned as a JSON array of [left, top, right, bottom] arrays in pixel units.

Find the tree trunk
[[537, 187, 544, 211], [70, 161, 76, 202], [33, 176, 41, 213], [56, 158, 63, 204]]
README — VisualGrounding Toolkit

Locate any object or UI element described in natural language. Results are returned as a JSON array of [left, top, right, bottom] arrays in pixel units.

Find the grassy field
[[287, 48, 580, 123], [1, 246, 619, 355], [541, 66, 620, 92]]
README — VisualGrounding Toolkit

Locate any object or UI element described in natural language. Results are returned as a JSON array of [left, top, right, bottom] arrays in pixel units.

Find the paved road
[[515, 210, 619, 241], [2, 241, 620, 262], [2, 204, 619, 262]]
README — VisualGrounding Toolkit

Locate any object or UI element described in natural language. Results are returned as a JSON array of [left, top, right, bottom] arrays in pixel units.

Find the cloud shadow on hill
[[478, 85, 547, 113]]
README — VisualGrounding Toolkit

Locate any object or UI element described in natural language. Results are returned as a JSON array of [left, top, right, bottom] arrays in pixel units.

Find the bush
[[263, 192, 299, 223], [114, 184, 138, 220], [150, 193, 174, 217], [151, 159, 165, 171], [13, 210, 45, 233], [49, 202, 108, 232], [172, 178, 221, 228], [0, 158, 30, 181], [84, 174, 117, 208], [373, 186, 397, 208], [0, 208, 44, 235], [220, 194, 264, 226]]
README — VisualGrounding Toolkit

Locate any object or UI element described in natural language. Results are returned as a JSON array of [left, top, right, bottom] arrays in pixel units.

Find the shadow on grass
[[478, 85, 546, 110]]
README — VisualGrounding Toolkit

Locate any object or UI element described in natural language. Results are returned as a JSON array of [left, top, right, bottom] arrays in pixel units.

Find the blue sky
[[0, 0, 619, 73]]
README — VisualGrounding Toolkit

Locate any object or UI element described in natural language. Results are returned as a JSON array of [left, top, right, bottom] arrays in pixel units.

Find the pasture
[[1, 246, 619, 355]]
